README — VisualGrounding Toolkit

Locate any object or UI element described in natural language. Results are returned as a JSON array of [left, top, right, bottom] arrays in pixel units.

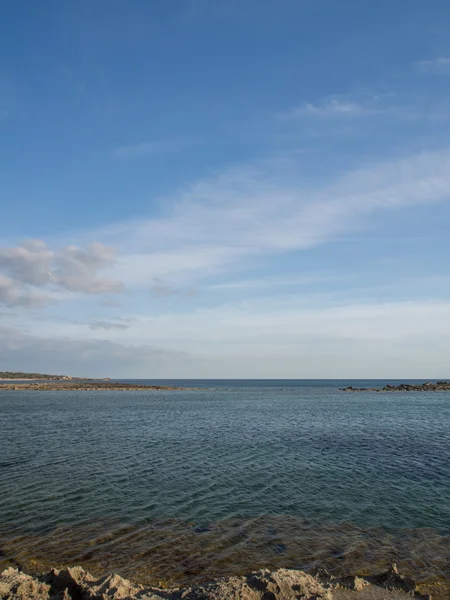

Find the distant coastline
[[0, 381, 192, 391], [0, 371, 193, 390], [0, 371, 110, 381]]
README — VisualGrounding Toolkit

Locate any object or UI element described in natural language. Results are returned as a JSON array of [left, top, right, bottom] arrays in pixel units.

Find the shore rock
[[340, 381, 450, 393], [0, 565, 432, 600], [0, 568, 51, 600]]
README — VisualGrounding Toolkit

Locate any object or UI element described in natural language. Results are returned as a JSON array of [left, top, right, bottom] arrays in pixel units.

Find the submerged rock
[[369, 563, 417, 594], [0, 565, 433, 600]]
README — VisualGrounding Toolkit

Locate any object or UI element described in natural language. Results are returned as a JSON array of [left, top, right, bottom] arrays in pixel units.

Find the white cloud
[[0, 240, 124, 306], [0, 239, 53, 286], [54, 243, 124, 293], [417, 57, 450, 73], [0, 275, 48, 308]]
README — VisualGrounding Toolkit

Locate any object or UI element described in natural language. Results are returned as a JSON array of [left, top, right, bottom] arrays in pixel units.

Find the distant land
[[0, 371, 108, 381], [0, 372, 192, 391], [0, 382, 192, 391]]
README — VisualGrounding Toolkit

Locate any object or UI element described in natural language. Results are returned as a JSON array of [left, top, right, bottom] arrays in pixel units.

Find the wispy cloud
[[150, 277, 196, 298], [209, 274, 347, 291], [9, 148, 450, 305], [150, 277, 178, 297], [280, 97, 373, 119], [95, 148, 450, 290], [116, 298, 450, 344], [280, 91, 450, 123], [88, 321, 130, 330], [417, 57, 450, 74]]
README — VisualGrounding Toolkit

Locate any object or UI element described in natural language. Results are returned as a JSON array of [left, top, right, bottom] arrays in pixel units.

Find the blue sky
[[2, 0, 450, 377]]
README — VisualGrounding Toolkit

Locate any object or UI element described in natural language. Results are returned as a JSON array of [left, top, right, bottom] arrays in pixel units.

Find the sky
[[1, 0, 450, 378]]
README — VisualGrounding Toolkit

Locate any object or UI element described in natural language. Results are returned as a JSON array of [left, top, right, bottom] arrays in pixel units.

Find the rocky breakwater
[[341, 381, 450, 393], [0, 382, 191, 392], [0, 564, 436, 600]]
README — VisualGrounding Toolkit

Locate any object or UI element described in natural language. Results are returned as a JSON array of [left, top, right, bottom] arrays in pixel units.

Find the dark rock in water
[[369, 563, 417, 594], [340, 381, 450, 393], [271, 542, 286, 554], [193, 525, 211, 533]]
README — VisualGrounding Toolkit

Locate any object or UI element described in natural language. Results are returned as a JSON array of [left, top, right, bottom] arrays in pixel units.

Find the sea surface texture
[[0, 380, 449, 586]]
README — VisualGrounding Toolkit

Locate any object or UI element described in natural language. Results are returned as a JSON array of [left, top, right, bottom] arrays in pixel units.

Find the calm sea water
[[0, 380, 449, 585]]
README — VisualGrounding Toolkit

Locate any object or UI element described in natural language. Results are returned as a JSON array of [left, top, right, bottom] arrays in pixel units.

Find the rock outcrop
[[0, 565, 433, 600], [340, 381, 450, 392]]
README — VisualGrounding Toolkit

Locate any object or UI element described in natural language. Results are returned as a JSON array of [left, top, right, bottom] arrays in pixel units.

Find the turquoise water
[[0, 380, 449, 584]]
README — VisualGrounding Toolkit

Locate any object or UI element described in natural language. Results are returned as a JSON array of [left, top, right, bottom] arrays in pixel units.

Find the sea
[[0, 379, 449, 587]]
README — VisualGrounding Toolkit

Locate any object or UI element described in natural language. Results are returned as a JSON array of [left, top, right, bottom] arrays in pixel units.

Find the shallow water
[[0, 380, 449, 585]]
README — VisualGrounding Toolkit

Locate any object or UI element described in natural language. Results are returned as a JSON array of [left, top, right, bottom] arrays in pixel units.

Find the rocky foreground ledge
[[340, 381, 450, 393], [0, 382, 191, 391], [0, 564, 435, 600]]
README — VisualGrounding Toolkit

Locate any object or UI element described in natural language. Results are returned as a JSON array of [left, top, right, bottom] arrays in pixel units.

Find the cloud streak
[[7, 148, 450, 306], [209, 274, 347, 291], [88, 321, 130, 330], [93, 148, 450, 289], [279, 97, 373, 119], [417, 57, 450, 74]]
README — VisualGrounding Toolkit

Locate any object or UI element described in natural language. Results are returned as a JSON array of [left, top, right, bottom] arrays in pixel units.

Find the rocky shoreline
[[0, 382, 191, 391], [340, 381, 450, 393], [0, 564, 437, 600]]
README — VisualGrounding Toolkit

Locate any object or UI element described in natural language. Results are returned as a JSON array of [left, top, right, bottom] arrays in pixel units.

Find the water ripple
[[0, 383, 449, 584]]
